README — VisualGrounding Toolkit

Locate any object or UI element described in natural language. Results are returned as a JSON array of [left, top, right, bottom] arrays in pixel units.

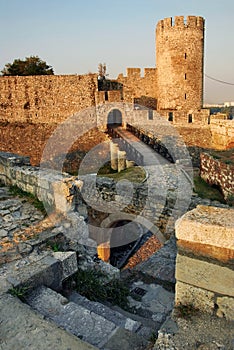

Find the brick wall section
[[156, 16, 204, 111], [0, 74, 98, 124], [175, 205, 234, 320], [200, 152, 234, 200]]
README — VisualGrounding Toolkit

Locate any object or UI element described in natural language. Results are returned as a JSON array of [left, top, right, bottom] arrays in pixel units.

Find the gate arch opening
[[107, 109, 122, 128]]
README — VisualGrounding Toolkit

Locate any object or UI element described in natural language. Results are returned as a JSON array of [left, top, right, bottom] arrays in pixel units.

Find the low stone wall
[[200, 152, 234, 201], [175, 205, 234, 321], [0, 152, 59, 207]]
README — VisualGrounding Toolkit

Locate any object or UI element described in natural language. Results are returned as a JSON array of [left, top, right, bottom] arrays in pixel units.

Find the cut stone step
[[0, 293, 97, 350], [26, 286, 117, 348], [67, 291, 141, 333], [133, 236, 177, 291]]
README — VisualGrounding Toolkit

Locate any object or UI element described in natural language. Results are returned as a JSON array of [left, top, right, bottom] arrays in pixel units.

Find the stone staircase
[[22, 237, 176, 349], [25, 286, 150, 350]]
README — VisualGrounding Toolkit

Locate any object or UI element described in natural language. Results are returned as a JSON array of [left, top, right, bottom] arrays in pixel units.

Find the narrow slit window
[[185, 53, 187, 59], [105, 91, 108, 101], [185, 93, 187, 100], [185, 73, 187, 80], [168, 112, 173, 122], [148, 110, 153, 120], [188, 114, 193, 123]]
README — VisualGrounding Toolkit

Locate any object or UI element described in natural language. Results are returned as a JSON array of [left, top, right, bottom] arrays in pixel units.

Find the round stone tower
[[156, 15, 205, 112]]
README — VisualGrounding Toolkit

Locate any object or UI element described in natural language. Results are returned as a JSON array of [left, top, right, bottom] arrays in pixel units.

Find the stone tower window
[[105, 91, 108, 101], [188, 114, 193, 123], [185, 53, 187, 59], [185, 93, 187, 100], [185, 73, 187, 80], [148, 110, 153, 120], [168, 112, 173, 122]]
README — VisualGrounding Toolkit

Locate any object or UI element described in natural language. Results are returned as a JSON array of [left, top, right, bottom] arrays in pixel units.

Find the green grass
[[65, 268, 130, 308], [97, 162, 146, 183], [193, 176, 225, 203], [9, 185, 46, 215], [8, 286, 30, 301]]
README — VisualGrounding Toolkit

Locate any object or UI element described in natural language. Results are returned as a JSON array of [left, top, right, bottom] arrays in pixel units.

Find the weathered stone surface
[[26, 286, 117, 348], [102, 327, 148, 350], [200, 152, 234, 199], [175, 281, 215, 313], [0, 293, 97, 350], [68, 291, 141, 332], [175, 205, 234, 250], [216, 296, 234, 321], [134, 237, 177, 289], [128, 283, 174, 323], [53, 251, 78, 280], [176, 254, 234, 297], [5, 251, 77, 292], [154, 312, 234, 350]]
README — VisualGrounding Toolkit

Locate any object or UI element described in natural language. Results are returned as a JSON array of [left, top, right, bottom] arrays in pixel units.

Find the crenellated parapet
[[156, 15, 204, 31]]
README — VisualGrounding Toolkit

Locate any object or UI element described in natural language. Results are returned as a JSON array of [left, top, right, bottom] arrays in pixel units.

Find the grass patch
[[8, 286, 30, 302], [65, 268, 130, 308], [9, 185, 46, 215], [193, 176, 225, 203], [97, 162, 146, 183], [46, 238, 65, 252]]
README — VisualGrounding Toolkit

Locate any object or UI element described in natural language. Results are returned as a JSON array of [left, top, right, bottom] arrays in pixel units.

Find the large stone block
[[175, 205, 234, 250], [176, 254, 234, 297], [175, 281, 215, 313]]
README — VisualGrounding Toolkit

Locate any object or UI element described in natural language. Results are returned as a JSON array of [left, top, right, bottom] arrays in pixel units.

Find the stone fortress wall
[[0, 74, 97, 124], [0, 15, 233, 166]]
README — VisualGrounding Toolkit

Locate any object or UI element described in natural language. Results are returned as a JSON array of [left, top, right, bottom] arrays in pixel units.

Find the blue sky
[[0, 0, 234, 103]]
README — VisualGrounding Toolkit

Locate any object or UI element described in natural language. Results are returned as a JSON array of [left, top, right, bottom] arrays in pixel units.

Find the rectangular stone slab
[[176, 254, 234, 297]]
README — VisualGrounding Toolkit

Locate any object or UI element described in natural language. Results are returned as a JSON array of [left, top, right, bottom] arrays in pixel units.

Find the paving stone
[[128, 283, 174, 323]]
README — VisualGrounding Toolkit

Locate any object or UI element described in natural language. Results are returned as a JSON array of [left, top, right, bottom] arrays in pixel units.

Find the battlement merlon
[[126, 68, 141, 78], [156, 15, 204, 31]]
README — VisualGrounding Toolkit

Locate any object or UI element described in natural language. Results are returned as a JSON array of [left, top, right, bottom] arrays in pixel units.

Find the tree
[[98, 63, 108, 80], [1, 56, 54, 76]]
